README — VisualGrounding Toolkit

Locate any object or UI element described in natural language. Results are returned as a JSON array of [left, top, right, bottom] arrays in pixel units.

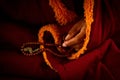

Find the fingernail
[[65, 34, 70, 40], [62, 42, 67, 47]]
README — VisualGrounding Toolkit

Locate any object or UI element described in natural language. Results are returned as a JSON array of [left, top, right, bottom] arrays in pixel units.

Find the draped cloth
[[0, 0, 120, 80]]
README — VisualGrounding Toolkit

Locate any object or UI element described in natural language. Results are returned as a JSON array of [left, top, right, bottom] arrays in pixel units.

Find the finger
[[65, 19, 85, 41], [72, 42, 84, 51], [62, 25, 86, 47]]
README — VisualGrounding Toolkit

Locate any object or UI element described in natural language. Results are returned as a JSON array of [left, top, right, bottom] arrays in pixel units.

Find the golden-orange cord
[[38, 24, 61, 70], [38, 24, 61, 44], [49, 0, 77, 25], [43, 51, 54, 69], [38, 0, 94, 70], [68, 0, 94, 59]]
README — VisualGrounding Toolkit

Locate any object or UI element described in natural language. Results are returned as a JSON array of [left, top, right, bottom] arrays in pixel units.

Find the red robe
[[0, 0, 120, 80]]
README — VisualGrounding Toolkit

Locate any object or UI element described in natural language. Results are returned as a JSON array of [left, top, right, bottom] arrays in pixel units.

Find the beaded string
[[21, 42, 40, 56], [21, 42, 73, 57]]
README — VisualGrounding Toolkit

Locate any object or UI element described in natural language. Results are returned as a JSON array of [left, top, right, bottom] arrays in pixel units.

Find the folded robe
[[0, 0, 120, 80]]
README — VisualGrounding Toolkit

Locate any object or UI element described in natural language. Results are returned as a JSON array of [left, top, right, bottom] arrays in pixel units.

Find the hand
[[62, 18, 86, 51]]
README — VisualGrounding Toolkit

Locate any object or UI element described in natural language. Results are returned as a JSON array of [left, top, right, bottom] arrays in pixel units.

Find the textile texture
[[0, 0, 120, 80]]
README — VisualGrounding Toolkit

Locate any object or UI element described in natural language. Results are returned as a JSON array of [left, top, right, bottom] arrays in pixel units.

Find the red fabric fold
[[46, 0, 120, 80], [0, 0, 120, 80], [47, 39, 120, 80]]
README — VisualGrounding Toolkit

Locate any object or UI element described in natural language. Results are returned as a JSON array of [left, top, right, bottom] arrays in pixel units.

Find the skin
[[62, 18, 86, 51]]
